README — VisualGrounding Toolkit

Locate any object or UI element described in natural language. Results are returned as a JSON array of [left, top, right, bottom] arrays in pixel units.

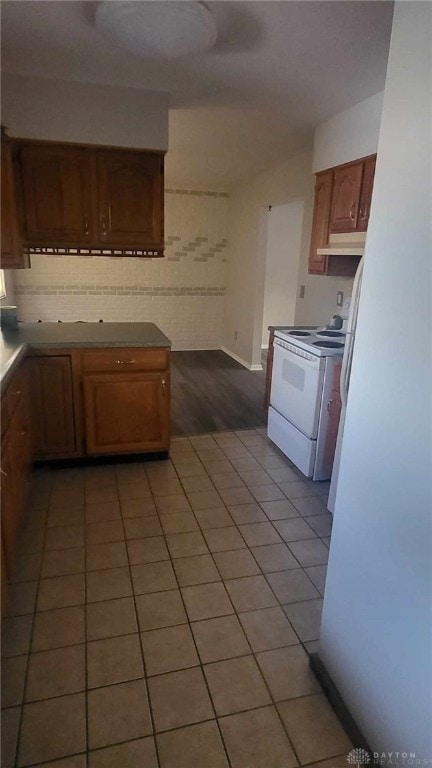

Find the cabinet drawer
[[81, 348, 168, 373]]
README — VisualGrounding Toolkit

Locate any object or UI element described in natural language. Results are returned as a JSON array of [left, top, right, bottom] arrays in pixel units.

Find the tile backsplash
[[13, 190, 229, 349]]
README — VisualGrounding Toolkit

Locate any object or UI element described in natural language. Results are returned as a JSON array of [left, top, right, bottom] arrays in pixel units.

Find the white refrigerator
[[327, 256, 364, 514]]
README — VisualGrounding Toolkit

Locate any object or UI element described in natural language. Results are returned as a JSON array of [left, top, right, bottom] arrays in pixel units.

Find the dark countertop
[[0, 322, 172, 387]]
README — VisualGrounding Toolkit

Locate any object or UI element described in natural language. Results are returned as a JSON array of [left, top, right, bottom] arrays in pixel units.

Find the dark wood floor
[[171, 350, 268, 435]]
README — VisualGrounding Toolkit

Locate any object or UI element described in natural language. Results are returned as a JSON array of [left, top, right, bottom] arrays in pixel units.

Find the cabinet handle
[[161, 379, 167, 393], [13, 390, 22, 396], [350, 203, 356, 221], [115, 360, 136, 365], [0, 468, 7, 477], [101, 216, 107, 236], [327, 398, 334, 413], [20, 430, 27, 436], [84, 215, 89, 235]]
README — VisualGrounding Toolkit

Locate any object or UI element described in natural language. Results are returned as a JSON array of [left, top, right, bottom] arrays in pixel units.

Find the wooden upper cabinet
[[357, 155, 376, 232], [1, 136, 27, 269], [329, 161, 363, 233], [308, 171, 333, 275], [19, 144, 95, 243], [29, 355, 77, 458], [96, 150, 163, 248], [16, 141, 165, 252]]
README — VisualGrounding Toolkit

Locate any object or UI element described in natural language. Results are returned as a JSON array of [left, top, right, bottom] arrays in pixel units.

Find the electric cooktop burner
[[313, 341, 344, 349], [288, 331, 311, 337], [315, 330, 345, 338]]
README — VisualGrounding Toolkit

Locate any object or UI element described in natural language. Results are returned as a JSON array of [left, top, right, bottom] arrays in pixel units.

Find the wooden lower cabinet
[[29, 355, 77, 458], [83, 371, 170, 455], [1, 363, 32, 591], [322, 362, 342, 477]]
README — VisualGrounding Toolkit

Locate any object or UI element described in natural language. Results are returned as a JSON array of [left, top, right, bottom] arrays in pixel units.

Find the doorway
[[261, 201, 304, 347]]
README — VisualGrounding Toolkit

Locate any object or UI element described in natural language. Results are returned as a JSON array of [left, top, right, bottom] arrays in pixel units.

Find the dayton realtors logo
[[347, 749, 432, 767], [347, 748, 371, 767]]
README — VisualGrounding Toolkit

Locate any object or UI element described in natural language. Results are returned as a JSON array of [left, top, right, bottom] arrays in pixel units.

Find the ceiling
[[1, 1, 394, 188]]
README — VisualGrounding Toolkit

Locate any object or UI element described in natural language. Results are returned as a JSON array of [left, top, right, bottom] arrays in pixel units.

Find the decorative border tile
[[15, 286, 226, 298]]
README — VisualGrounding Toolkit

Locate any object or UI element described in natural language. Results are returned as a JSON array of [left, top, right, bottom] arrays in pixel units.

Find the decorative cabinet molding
[[308, 154, 376, 277], [15, 139, 165, 256]]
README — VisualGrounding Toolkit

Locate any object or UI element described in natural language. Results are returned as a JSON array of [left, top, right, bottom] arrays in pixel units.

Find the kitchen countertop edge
[[0, 322, 172, 388]]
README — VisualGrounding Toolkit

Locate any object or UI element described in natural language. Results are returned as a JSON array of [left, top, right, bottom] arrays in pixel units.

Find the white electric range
[[267, 327, 345, 480]]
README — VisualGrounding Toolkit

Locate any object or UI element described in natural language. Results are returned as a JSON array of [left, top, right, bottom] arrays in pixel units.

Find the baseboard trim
[[309, 652, 372, 753], [221, 346, 263, 371], [171, 345, 220, 352]]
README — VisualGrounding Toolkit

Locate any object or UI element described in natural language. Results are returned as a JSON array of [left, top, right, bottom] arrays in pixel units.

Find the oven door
[[270, 339, 325, 439]]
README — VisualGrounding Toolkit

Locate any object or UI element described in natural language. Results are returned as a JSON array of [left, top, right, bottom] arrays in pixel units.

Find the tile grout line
[[116, 467, 161, 768]]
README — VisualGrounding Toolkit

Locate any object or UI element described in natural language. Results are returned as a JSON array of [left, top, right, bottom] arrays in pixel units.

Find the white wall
[[1, 73, 168, 150], [224, 151, 358, 367], [261, 202, 303, 347], [13, 189, 229, 350], [313, 91, 384, 173], [320, 1, 432, 756]]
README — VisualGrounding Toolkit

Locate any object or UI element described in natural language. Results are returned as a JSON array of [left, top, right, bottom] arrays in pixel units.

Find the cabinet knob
[[13, 390, 22, 396], [327, 398, 334, 413], [161, 379, 167, 392], [1, 468, 8, 477], [101, 216, 107, 236], [350, 203, 356, 221], [115, 360, 136, 365], [84, 215, 90, 235]]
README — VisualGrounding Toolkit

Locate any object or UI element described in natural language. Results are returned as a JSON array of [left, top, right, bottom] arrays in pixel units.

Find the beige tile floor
[[1, 429, 353, 768]]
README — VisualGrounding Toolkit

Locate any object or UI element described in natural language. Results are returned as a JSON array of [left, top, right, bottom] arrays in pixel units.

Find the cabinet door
[[20, 144, 95, 243], [1, 437, 19, 575], [329, 162, 363, 233], [323, 385, 342, 478], [308, 171, 333, 275], [83, 371, 169, 455], [357, 156, 376, 232], [29, 356, 77, 457], [1, 139, 26, 269], [96, 150, 163, 248], [10, 397, 32, 523]]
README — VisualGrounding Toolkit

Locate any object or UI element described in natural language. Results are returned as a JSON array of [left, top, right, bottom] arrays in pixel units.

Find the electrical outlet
[[299, 285, 305, 299], [337, 291, 344, 307], [234, 331, 238, 340]]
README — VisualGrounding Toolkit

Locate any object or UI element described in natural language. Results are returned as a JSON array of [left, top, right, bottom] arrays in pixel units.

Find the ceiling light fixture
[[95, 1, 217, 60]]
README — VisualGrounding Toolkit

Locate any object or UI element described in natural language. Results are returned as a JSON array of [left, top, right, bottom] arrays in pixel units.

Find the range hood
[[317, 232, 366, 256]]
